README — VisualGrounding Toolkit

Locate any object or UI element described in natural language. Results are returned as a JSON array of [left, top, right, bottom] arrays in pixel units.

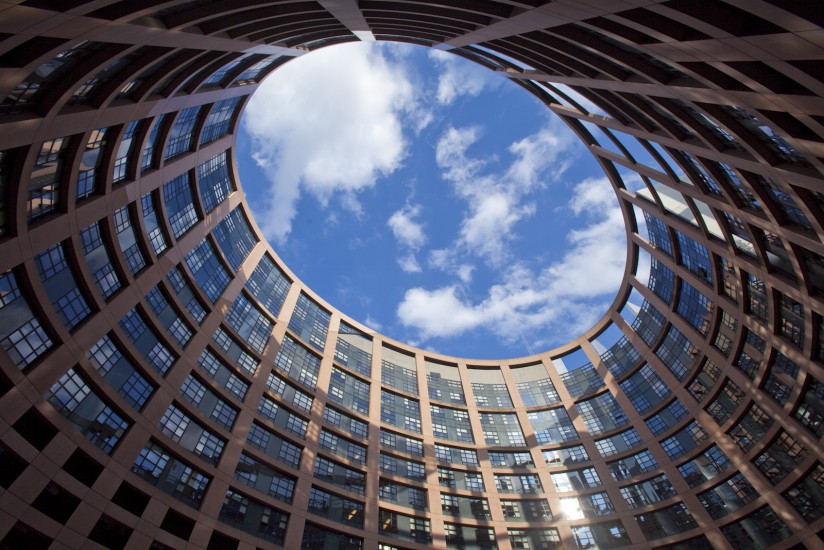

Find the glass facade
[[0, 6, 822, 550]]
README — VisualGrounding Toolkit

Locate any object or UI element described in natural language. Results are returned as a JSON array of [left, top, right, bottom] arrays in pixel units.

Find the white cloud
[[397, 176, 628, 345], [457, 264, 474, 284], [458, 192, 535, 263], [506, 126, 576, 190], [434, 125, 488, 186], [397, 286, 485, 337], [397, 253, 422, 274], [364, 315, 383, 331], [387, 204, 426, 249], [433, 116, 579, 266], [387, 203, 427, 273], [429, 49, 501, 105], [242, 43, 425, 243]]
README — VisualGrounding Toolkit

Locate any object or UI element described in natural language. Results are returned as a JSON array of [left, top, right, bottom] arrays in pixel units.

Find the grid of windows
[[323, 406, 368, 439], [165, 106, 202, 159], [434, 444, 479, 467], [551, 468, 601, 491], [698, 472, 757, 519], [753, 431, 808, 486], [571, 521, 629, 549], [247, 422, 303, 468], [267, 371, 314, 412], [234, 452, 296, 503], [146, 286, 192, 348], [381, 453, 426, 481], [47, 368, 129, 454], [313, 455, 366, 495], [318, 429, 366, 465], [676, 230, 713, 284], [131, 440, 210, 509], [648, 258, 675, 303], [329, 366, 370, 414], [198, 151, 234, 212], [213, 207, 257, 271], [141, 192, 169, 255], [794, 376, 824, 437], [782, 463, 824, 523], [88, 334, 155, 409], [620, 363, 670, 415], [225, 292, 271, 354], [218, 489, 288, 544], [197, 348, 248, 400], [432, 405, 474, 443], [379, 479, 426, 510], [158, 403, 225, 464], [575, 392, 628, 435], [114, 206, 147, 275], [141, 114, 166, 170], [479, 412, 525, 447], [213, 327, 259, 376], [76, 128, 107, 199], [3, 10, 824, 550], [113, 119, 140, 183], [508, 528, 560, 549], [35, 243, 91, 330], [560, 364, 605, 398], [307, 486, 365, 528], [163, 173, 199, 238], [28, 137, 67, 221], [438, 467, 485, 491], [381, 390, 421, 433], [646, 399, 688, 436], [232, 55, 280, 84], [382, 359, 418, 394], [427, 371, 465, 404], [527, 407, 578, 444], [620, 475, 676, 508], [246, 254, 291, 317], [677, 445, 731, 487], [594, 428, 643, 457], [274, 335, 320, 388], [720, 506, 791, 550], [656, 326, 700, 380], [200, 97, 242, 143], [677, 280, 713, 335], [184, 238, 231, 303], [495, 474, 543, 494], [600, 337, 641, 380], [288, 293, 330, 351], [119, 308, 175, 375], [380, 429, 424, 456], [472, 382, 513, 407], [608, 450, 659, 481], [632, 301, 666, 345], [80, 221, 123, 299], [516, 378, 560, 406], [302, 523, 362, 549], [644, 213, 673, 254], [335, 324, 373, 376], [543, 446, 590, 468], [635, 502, 697, 540], [489, 451, 534, 468], [179, 374, 238, 430], [378, 509, 431, 544]]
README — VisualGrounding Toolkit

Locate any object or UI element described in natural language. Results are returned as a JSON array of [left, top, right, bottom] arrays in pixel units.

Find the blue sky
[[236, 42, 632, 360]]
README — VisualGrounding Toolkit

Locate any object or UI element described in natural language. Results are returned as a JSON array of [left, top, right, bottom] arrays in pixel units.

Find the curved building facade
[[0, 2, 823, 549]]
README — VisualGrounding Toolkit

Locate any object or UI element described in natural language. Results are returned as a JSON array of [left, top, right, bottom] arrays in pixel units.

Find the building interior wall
[[0, 1, 823, 549]]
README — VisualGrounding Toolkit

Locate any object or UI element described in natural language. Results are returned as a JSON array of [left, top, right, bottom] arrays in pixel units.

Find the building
[[0, 1, 823, 549]]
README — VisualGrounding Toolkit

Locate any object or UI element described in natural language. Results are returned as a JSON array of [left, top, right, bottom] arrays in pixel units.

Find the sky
[[236, 41, 634, 360]]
